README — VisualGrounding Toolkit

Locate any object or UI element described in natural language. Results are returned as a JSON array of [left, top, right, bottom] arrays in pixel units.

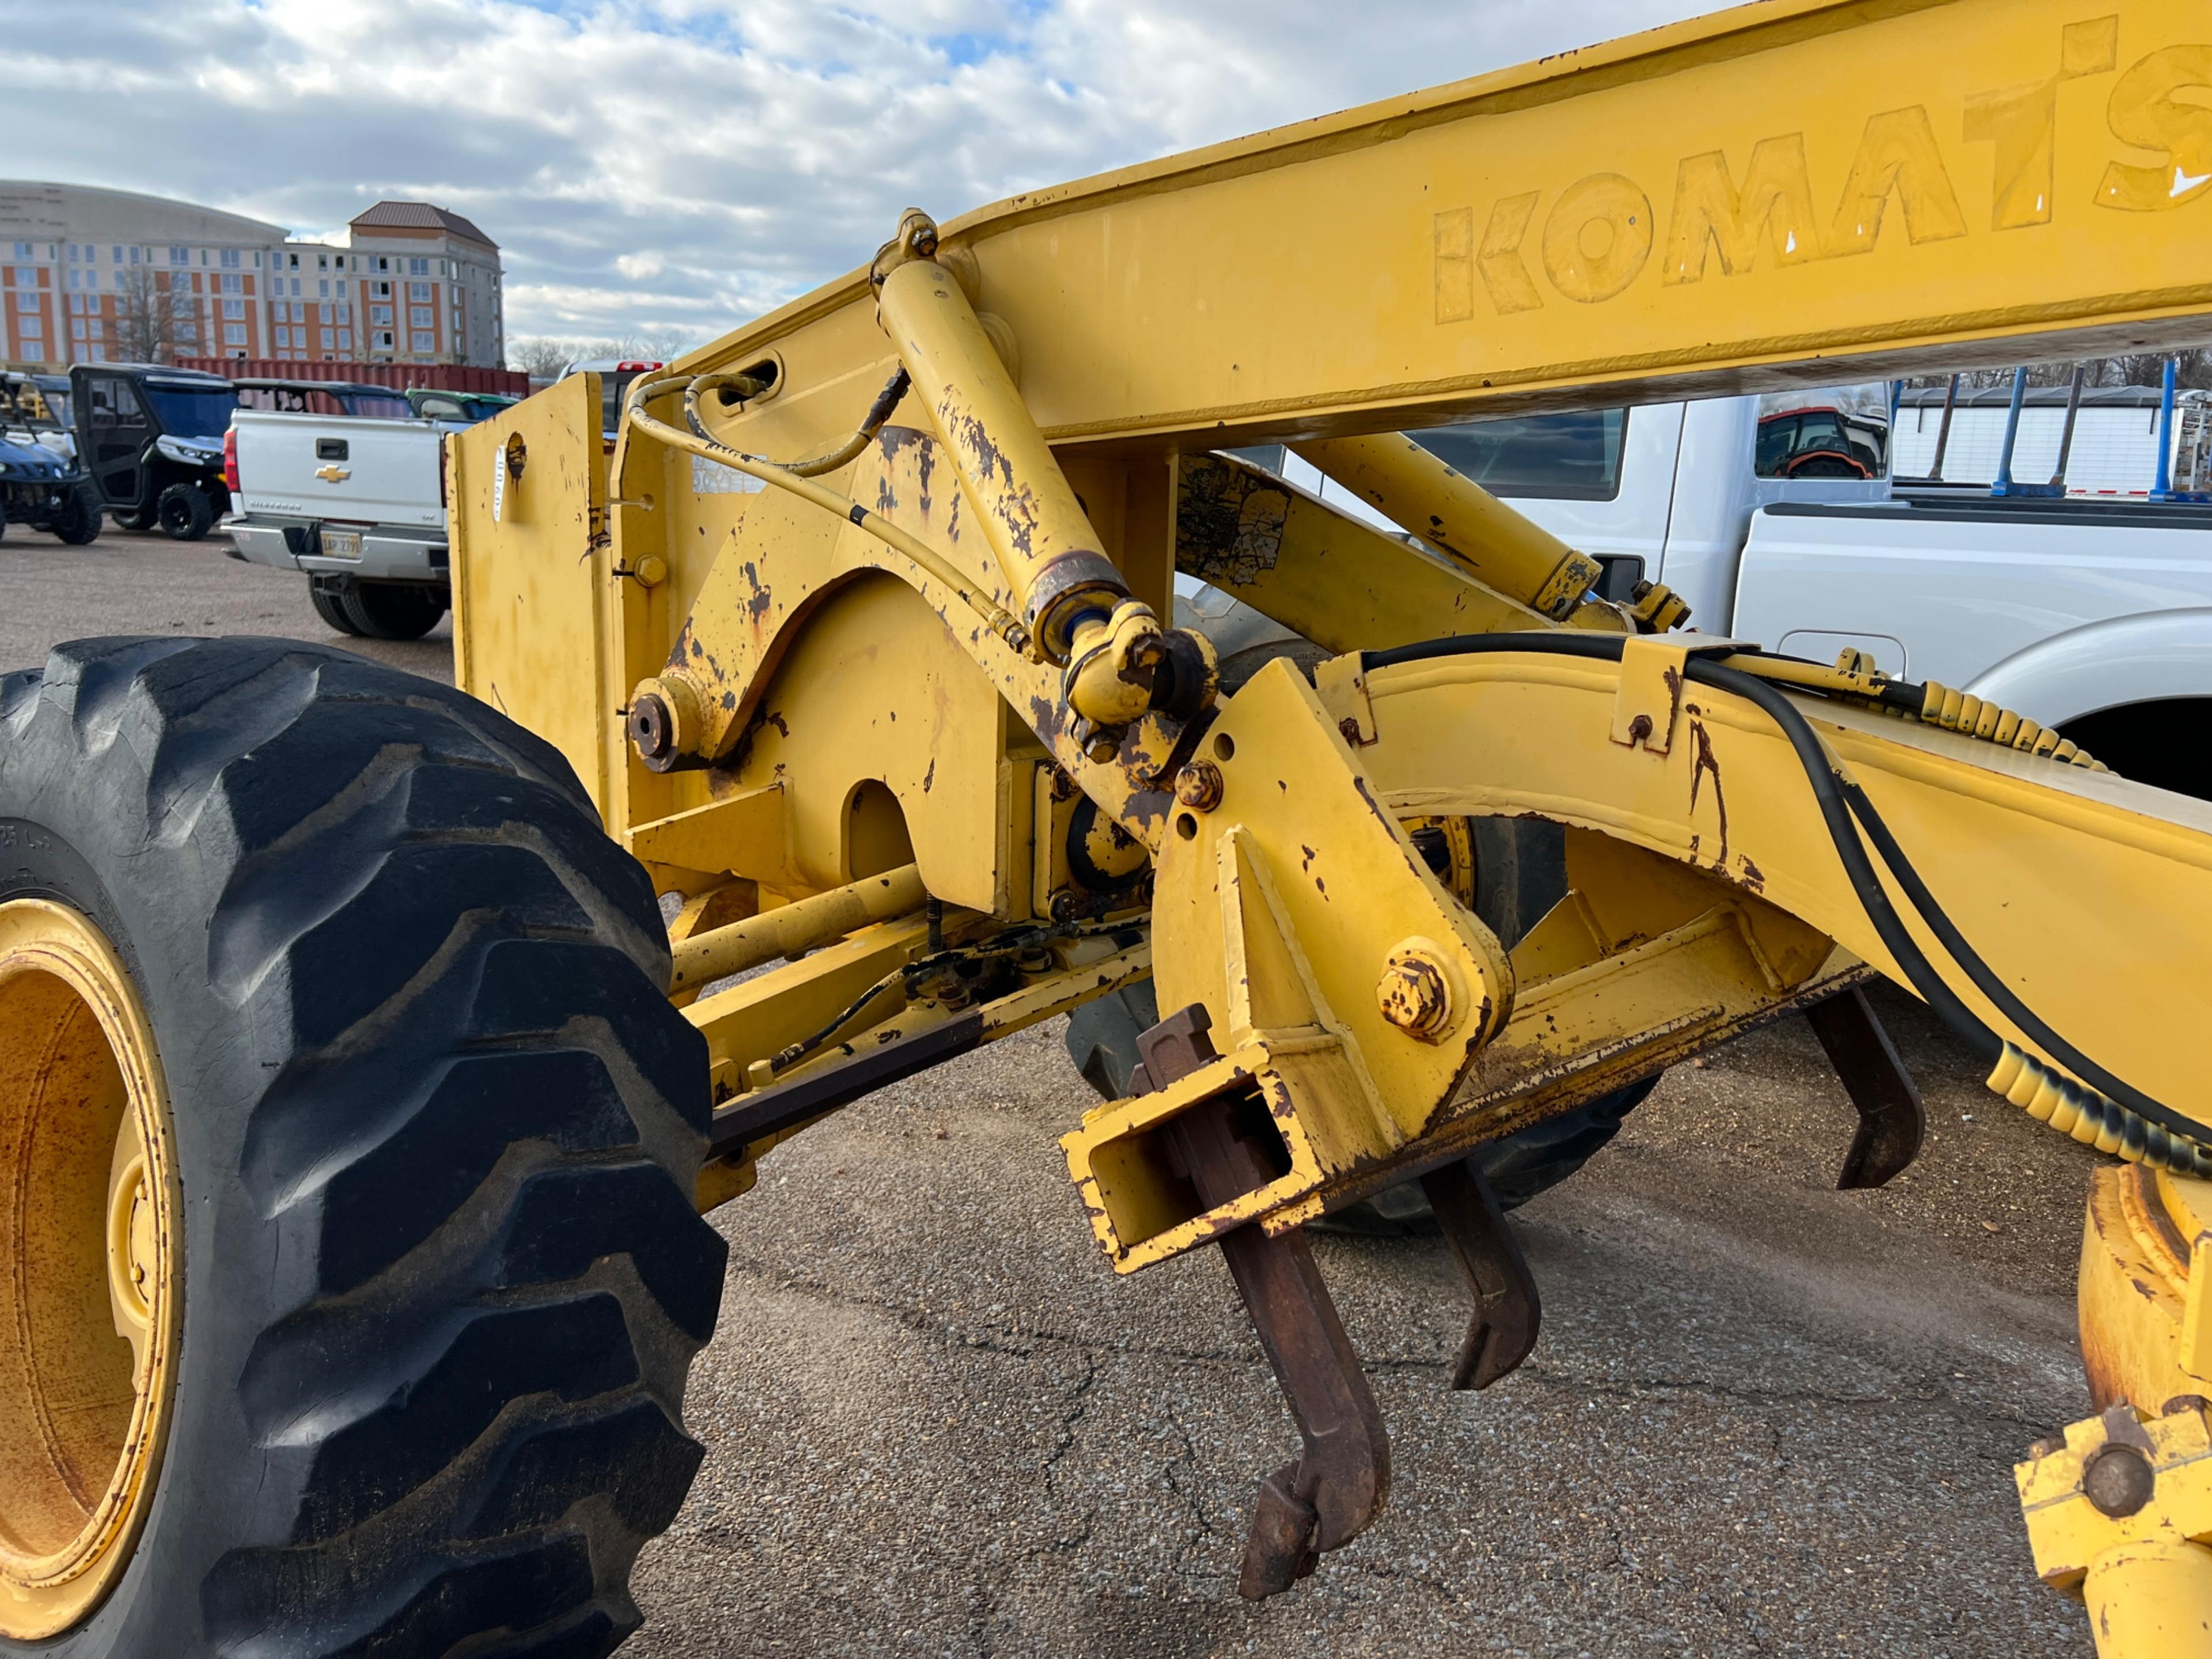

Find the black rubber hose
[[1361, 632, 2205, 1140]]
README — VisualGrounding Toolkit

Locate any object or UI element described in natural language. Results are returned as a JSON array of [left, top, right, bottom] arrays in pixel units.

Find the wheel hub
[[0, 897, 180, 1640]]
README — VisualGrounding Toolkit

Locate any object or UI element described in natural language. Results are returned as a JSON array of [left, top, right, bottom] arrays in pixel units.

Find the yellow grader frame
[[443, 0, 2212, 1646]]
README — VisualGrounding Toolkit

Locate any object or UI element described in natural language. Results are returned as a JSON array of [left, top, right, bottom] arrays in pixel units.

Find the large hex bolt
[[1376, 941, 1456, 1041], [626, 675, 703, 771], [627, 692, 676, 764], [2081, 1442, 2156, 1518], [1175, 759, 1225, 813]]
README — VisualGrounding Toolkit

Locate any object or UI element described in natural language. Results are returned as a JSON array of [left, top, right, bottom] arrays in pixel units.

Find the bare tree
[[506, 336, 575, 378], [111, 266, 182, 364], [507, 329, 703, 378]]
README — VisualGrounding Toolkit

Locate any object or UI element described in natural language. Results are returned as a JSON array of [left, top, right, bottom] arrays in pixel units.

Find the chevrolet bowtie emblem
[[315, 464, 351, 483]]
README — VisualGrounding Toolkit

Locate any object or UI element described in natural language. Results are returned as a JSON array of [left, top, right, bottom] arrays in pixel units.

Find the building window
[[411, 330, 435, 351], [338, 328, 352, 350], [218, 273, 240, 294], [224, 324, 246, 346], [410, 306, 433, 328], [20, 315, 40, 338], [222, 300, 244, 320], [275, 326, 290, 347], [16, 291, 37, 312], [373, 329, 392, 350], [317, 279, 329, 298], [370, 304, 393, 327], [370, 279, 391, 298], [70, 318, 85, 340], [219, 249, 238, 268], [408, 281, 430, 302], [319, 327, 334, 351], [335, 302, 350, 323]]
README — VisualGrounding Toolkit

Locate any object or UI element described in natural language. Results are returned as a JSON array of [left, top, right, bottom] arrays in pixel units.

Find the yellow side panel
[[450, 376, 612, 820], [725, 571, 1013, 913]]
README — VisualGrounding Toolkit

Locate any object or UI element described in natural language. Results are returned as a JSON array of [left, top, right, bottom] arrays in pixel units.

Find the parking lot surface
[[4, 528, 2099, 1656]]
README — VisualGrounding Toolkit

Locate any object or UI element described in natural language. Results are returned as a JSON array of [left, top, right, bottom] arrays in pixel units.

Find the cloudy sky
[[11, 0, 1715, 360]]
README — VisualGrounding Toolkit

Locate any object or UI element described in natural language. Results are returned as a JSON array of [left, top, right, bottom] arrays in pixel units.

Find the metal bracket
[[1804, 986, 1925, 1189], [1137, 1005, 1391, 1600], [1419, 1157, 1541, 1389], [1608, 634, 1752, 756], [1609, 636, 1690, 755]]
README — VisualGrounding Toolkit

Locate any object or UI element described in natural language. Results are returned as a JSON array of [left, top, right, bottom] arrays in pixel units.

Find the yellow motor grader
[[5, 1, 2212, 1653]]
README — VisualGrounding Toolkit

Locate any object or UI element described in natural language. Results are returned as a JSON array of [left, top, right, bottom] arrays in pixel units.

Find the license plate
[[321, 528, 362, 559]]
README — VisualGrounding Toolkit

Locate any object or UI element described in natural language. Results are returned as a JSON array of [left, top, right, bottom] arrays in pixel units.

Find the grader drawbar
[[5, 1, 2212, 1653]]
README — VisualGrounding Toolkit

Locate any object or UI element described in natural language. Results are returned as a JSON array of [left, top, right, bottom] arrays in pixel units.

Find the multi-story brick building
[[0, 183, 505, 372]]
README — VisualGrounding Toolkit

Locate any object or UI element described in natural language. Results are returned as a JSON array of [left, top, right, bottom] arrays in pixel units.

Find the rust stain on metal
[[1176, 457, 1290, 586], [1687, 715, 1727, 870]]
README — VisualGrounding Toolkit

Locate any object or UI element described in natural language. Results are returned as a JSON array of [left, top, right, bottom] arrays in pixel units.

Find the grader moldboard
[[6, 1, 2212, 1653]]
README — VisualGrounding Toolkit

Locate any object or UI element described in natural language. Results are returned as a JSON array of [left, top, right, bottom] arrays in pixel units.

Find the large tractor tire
[[0, 636, 724, 1658]]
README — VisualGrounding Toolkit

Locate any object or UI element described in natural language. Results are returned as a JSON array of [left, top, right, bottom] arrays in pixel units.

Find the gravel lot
[[4, 527, 2100, 1656]]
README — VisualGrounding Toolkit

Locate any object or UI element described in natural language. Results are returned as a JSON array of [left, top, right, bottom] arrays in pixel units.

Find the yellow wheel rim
[[0, 897, 181, 1639]]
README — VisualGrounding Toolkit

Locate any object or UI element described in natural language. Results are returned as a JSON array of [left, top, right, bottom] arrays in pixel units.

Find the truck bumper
[[225, 516, 301, 569], [225, 517, 449, 585]]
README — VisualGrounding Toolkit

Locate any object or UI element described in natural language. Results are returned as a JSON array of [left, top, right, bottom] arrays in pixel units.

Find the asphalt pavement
[[2, 525, 2100, 1656]]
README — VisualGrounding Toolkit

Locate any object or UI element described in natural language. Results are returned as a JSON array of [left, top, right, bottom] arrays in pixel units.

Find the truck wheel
[[0, 636, 725, 1658], [308, 577, 363, 637], [51, 482, 102, 547], [154, 484, 213, 542], [339, 582, 448, 641]]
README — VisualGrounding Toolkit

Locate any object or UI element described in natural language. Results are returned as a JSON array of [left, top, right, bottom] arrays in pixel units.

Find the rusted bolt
[[628, 692, 676, 762], [2081, 1442, 2155, 1518], [1338, 716, 1363, 747], [1071, 718, 1122, 764], [1376, 942, 1456, 1041], [1175, 759, 1224, 813], [1627, 713, 1653, 744]]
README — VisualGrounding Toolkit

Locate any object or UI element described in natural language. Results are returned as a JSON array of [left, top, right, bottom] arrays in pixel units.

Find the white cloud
[[8, 0, 1713, 357]]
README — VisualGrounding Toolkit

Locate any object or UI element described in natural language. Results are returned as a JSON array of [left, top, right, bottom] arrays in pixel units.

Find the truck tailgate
[[233, 409, 444, 529]]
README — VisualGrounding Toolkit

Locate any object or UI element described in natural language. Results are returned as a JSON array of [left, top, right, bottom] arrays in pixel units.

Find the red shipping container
[[173, 357, 530, 399]]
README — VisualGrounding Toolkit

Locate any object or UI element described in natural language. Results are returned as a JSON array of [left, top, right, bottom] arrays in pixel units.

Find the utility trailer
[[4, 3, 2212, 1656]]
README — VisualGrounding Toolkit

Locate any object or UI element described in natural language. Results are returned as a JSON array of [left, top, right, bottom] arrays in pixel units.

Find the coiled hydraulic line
[[1911, 680, 2104, 770], [1362, 632, 2211, 1178], [621, 368, 1037, 659]]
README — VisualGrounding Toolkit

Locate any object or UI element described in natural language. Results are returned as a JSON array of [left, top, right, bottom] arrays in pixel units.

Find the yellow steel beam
[[684, 1, 2212, 449]]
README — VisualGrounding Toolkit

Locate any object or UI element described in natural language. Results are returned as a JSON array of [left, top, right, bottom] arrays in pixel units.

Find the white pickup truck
[[1247, 387, 2212, 800], [224, 409, 457, 641]]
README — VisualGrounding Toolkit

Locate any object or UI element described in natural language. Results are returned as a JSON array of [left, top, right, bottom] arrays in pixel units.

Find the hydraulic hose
[[621, 372, 1035, 659], [1361, 632, 2211, 1174]]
